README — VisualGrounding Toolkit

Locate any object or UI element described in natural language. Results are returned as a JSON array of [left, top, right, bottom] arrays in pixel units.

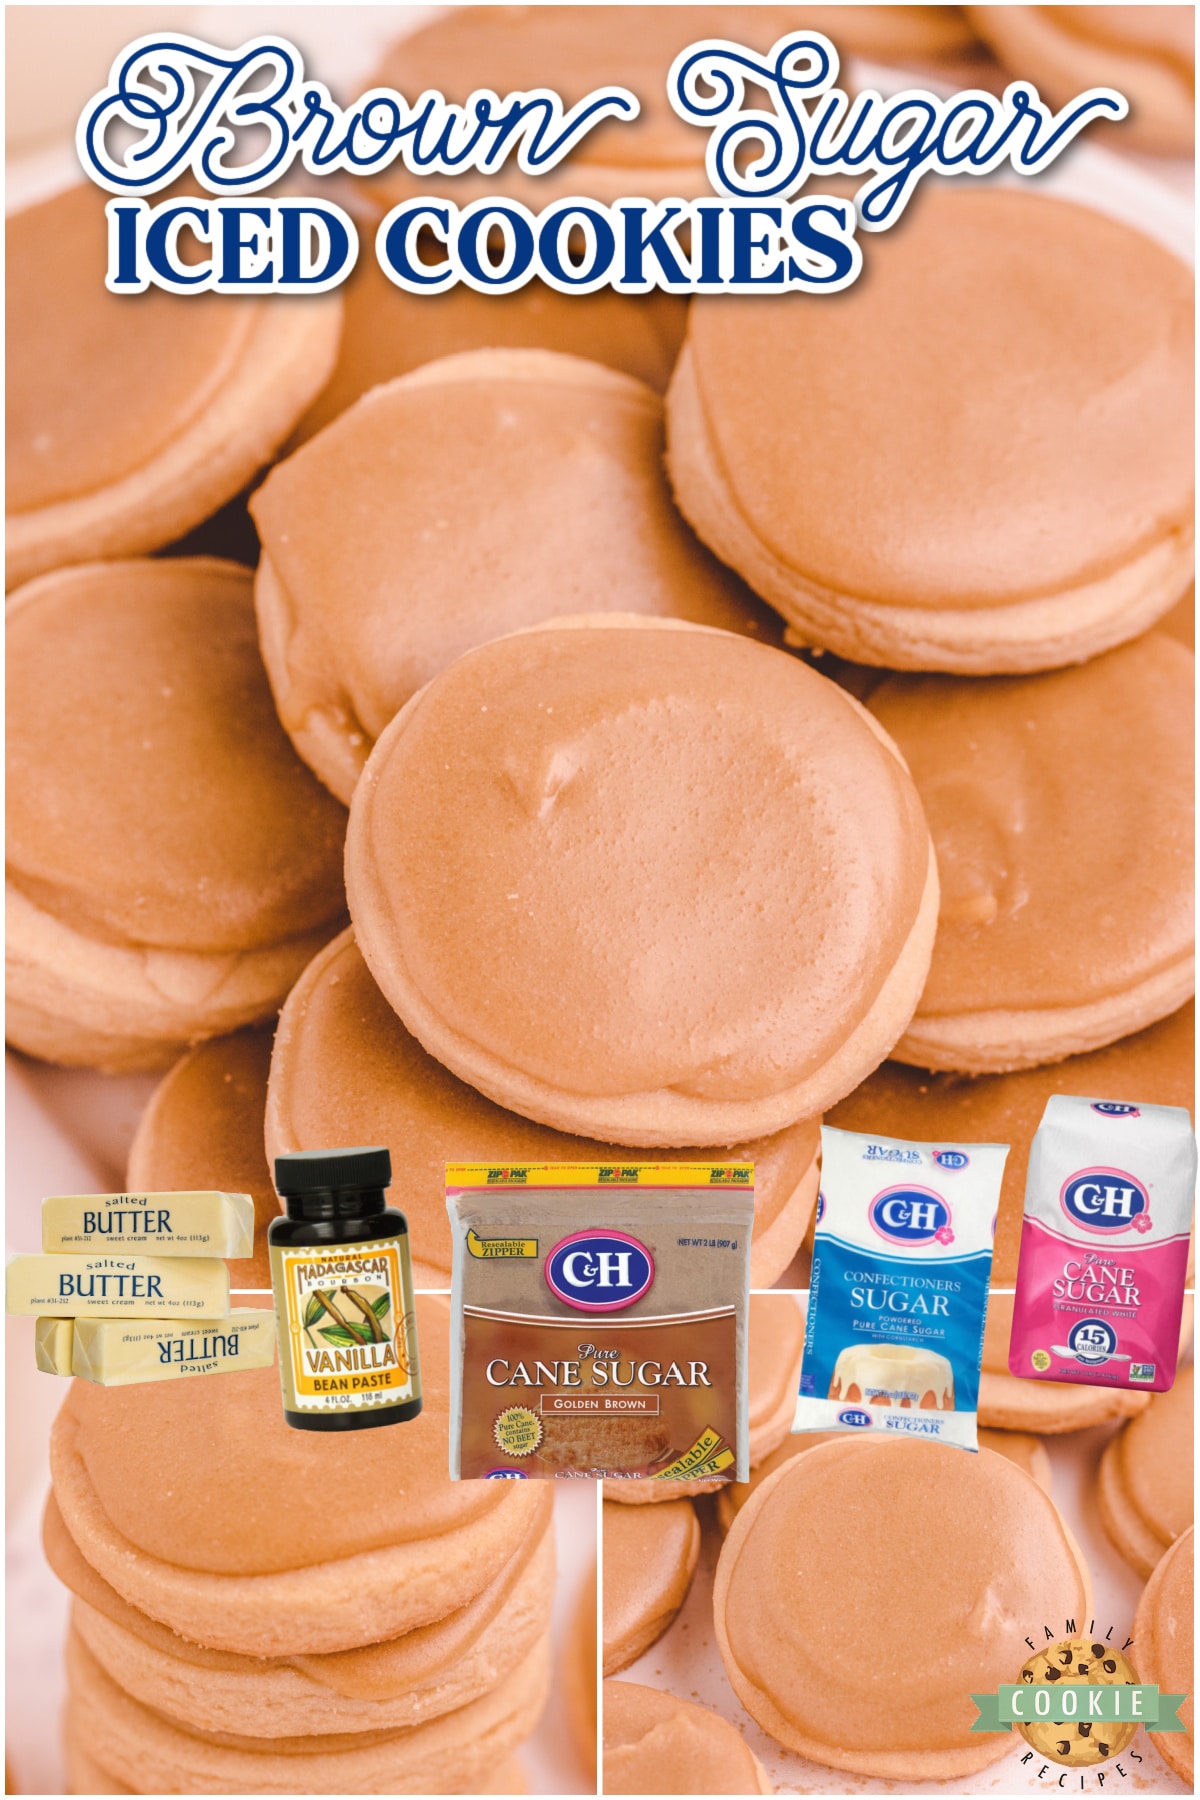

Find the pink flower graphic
[[1132, 1214, 1153, 1234], [934, 1225, 955, 1245]]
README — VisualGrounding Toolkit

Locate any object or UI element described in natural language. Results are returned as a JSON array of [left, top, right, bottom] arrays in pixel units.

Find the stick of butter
[[6, 1254, 230, 1318], [35, 1312, 275, 1383], [41, 1191, 254, 1258]]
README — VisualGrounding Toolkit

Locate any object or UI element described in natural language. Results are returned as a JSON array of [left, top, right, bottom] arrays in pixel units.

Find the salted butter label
[[794, 1126, 1006, 1451], [271, 1238, 417, 1414]]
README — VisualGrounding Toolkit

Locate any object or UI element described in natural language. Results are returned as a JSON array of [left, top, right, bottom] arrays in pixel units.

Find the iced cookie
[[979, 1295, 1157, 1433], [603, 1500, 700, 1674], [1132, 1525, 1194, 1786], [969, 8, 1194, 154], [6, 560, 348, 1070], [268, 931, 820, 1287], [47, 1488, 554, 1738], [714, 1437, 1090, 1778], [668, 187, 1194, 674], [1098, 1367, 1194, 1577], [292, 251, 688, 443], [604, 1294, 805, 1506], [867, 635, 1195, 1073], [346, 617, 937, 1144], [715, 1423, 1052, 1532], [6, 560, 347, 1071], [828, 1001, 1195, 1284], [126, 1025, 276, 1292], [603, 1680, 772, 1795], [65, 1626, 549, 1795], [252, 350, 775, 803], [5, 186, 340, 589], [48, 1295, 548, 1655]]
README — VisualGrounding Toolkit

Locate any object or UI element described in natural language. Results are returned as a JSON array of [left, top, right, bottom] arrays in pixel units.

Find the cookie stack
[[47, 1295, 555, 1793]]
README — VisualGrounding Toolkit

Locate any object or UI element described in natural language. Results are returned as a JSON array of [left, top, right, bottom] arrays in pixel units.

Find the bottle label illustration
[[271, 1237, 416, 1413]]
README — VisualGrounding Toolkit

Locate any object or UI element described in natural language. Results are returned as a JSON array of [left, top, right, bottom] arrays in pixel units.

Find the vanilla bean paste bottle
[[269, 1147, 422, 1432]]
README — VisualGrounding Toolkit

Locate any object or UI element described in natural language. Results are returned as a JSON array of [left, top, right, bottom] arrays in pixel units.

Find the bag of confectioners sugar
[[1009, 1096, 1196, 1394]]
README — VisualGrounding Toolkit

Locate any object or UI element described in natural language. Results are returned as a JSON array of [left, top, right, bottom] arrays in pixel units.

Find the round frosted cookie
[[127, 1025, 276, 1292], [45, 1490, 554, 1742], [867, 635, 1195, 1073], [1098, 1366, 1193, 1578], [252, 349, 776, 803], [292, 250, 687, 443], [269, 932, 820, 1287], [968, 8, 1194, 155], [5, 186, 340, 589], [346, 617, 937, 1145], [46, 1489, 553, 1738], [979, 1294, 1153, 1433], [6, 559, 348, 1071], [64, 1505, 555, 1738], [714, 1437, 1089, 1778], [668, 187, 1194, 674], [829, 1001, 1195, 1283], [64, 1625, 549, 1796], [1133, 1526, 1194, 1786], [49, 1294, 550, 1656], [604, 1293, 806, 1505], [715, 1423, 1052, 1532], [603, 1680, 772, 1795], [603, 1500, 699, 1674]]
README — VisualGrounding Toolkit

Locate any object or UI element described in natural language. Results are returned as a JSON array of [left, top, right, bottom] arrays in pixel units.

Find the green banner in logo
[[971, 1686, 1187, 1733]]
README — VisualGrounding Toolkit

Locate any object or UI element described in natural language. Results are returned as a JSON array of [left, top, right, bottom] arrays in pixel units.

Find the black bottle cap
[[274, 1146, 392, 1196]]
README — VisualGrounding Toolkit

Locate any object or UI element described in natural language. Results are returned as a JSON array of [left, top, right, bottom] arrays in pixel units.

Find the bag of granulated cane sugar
[[446, 1163, 753, 1482], [1009, 1095, 1196, 1394], [794, 1126, 1006, 1451]]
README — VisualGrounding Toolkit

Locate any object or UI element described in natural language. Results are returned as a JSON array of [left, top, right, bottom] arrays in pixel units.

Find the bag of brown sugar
[[445, 1163, 754, 1483]]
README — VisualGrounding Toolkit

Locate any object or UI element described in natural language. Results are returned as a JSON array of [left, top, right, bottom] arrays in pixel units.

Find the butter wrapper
[[793, 1126, 1006, 1451], [35, 1312, 275, 1383], [41, 1190, 254, 1258], [7, 1254, 230, 1319]]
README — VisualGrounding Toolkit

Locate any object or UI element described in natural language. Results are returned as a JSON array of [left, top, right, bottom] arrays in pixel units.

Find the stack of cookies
[[46, 1295, 555, 1794]]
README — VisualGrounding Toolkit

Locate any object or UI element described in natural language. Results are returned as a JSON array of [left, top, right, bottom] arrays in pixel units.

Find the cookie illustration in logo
[[1015, 1636, 1139, 1766]]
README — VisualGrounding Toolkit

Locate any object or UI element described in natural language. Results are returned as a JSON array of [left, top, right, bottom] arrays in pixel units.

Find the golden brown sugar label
[[270, 1237, 417, 1415], [446, 1164, 752, 1482]]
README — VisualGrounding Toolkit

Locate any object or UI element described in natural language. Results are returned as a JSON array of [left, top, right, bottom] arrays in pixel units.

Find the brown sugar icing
[[126, 1025, 278, 1292], [7, 559, 347, 954], [715, 1437, 1090, 1775], [53, 1297, 503, 1575], [684, 188, 1193, 616], [6, 187, 250, 516], [346, 618, 935, 1142], [868, 634, 1194, 1058], [267, 930, 820, 1285], [253, 350, 776, 802], [603, 1680, 769, 1794], [829, 1001, 1195, 1284]]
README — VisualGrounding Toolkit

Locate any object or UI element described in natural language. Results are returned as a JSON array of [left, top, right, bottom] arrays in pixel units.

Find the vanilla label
[[271, 1238, 417, 1413]]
